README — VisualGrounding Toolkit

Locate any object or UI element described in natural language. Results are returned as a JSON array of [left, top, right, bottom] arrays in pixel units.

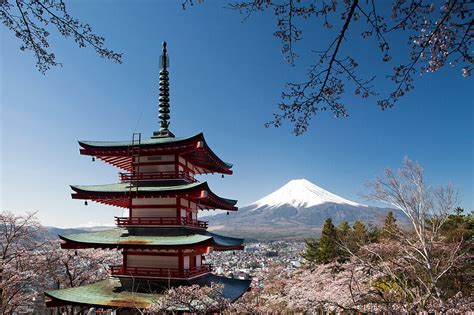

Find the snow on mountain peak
[[250, 178, 365, 209]]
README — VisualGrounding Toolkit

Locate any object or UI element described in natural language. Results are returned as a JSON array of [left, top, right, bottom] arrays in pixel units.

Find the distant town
[[208, 240, 305, 287]]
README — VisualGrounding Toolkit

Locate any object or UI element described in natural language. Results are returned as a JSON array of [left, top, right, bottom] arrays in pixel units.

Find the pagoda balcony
[[119, 171, 197, 183], [109, 264, 212, 279], [114, 216, 208, 229]]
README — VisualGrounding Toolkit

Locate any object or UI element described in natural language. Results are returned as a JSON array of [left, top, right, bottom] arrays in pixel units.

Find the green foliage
[[366, 223, 381, 243], [353, 219, 369, 244], [301, 238, 320, 264], [302, 218, 339, 265], [337, 221, 355, 254], [440, 208, 473, 242], [337, 221, 351, 240], [382, 211, 399, 239]]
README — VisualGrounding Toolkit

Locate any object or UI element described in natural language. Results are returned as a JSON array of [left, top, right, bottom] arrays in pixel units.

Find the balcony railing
[[119, 171, 197, 183], [114, 216, 208, 229], [109, 264, 212, 279]]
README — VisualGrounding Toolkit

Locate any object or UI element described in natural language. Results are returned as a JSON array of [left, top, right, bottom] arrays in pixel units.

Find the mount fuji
[[208, 179, 407, 240]]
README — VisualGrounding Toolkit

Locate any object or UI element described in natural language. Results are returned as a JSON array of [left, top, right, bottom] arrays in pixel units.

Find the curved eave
[[207, 231, 245, 251], [78, 133, 203, 151], [191, 274, 251, 302], [58, 229, 244, 251], [44, 279, 154, 308], [59, 232, 213, 250], [70, 181, 238, 211], [78, 133, 233, 175], [45, 276, 250, 308]]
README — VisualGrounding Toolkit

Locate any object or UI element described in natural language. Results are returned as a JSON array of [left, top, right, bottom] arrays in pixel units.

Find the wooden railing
[[119, 171, 196, 183], [114, 216, 208, 229], [109, 264, 212, 278]]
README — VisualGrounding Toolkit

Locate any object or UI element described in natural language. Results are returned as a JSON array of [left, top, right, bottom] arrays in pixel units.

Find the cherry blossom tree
[[0, 211, 120, 313], [0, 211, 42, 313], [341, 158, 469, 311], [0, 0, 122, 73], [186, 0, 473, 134], [149, 283, 230, 313], [44, 241, 120, 289]]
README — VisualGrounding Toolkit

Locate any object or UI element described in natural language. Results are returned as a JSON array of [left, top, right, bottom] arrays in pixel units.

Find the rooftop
[[59, 228, 245, 250], [45, 275, 251, 308]]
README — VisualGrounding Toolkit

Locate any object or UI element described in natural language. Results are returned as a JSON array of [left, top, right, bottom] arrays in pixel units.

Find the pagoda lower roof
[[58, 228, 245, 250], [78, 133, 233, 174], [71, 181, 238, 210], [45, 278, 154, 308], [45, 276, 251, 308]]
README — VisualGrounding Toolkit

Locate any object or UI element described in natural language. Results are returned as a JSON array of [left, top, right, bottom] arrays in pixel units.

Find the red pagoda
[[45, 42, 250, 309]]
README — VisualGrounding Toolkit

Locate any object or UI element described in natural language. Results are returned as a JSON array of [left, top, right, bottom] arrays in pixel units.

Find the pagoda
[[45, 42, 251, 310]]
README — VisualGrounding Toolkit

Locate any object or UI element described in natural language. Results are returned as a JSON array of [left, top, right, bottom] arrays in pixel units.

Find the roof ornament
[[153, 41, 175, 138]]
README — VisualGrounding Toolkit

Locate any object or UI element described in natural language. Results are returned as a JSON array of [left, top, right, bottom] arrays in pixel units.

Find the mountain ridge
[[208, 179, 408, 240]]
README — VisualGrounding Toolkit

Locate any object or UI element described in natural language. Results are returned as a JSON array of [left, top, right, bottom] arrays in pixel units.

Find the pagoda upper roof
[[78, 133, 233, 174], [59, 228, 245, 251], [45, 276, 251, 308], [70, 181, 238, 210]]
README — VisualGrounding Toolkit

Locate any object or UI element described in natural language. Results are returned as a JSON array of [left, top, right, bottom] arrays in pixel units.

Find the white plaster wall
[[138, 155, 175, 162], [127, 255, 178, 269], [132, 198, 176, 205], [133, 208, 176, 217], [181, 199, 189, 207], [138, 164, 175, 173], [183, 256, 190, 269]]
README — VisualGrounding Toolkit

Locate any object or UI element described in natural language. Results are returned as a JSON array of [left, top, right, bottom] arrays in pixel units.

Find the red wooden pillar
[[122, 251, 127, 272], [174, 154, 179, 178], [176, 197, 181, 225], [178, 250, 184, 277]]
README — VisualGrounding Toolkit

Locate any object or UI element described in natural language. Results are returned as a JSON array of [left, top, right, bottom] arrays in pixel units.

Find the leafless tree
[[1, 0, 122, 73], [338, 158, 465, 311], [186, 0, 473, 134]]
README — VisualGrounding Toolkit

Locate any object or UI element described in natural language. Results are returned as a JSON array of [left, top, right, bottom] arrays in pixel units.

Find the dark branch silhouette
[[1, 0, 123, 73], [184, 0, 473, 135]]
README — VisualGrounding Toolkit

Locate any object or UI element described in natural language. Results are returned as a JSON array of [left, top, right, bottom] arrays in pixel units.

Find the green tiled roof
[[45, 278, 155, 308], [59, 229, 245, 248], [79, 133, 201, 148], [45, 276, 251, 308], [206, 232, 245, 248], [70, 181, 238, 206], [60, 229, 211, 246], [71, 181, 202, 193], [78, 132, 233, 169]]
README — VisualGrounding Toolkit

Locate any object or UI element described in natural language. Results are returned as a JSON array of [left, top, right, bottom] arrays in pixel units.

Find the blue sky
[[1, 1, 472, 227]]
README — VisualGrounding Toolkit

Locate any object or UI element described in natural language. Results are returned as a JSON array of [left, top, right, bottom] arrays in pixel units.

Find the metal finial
[[153, 41, 175, 138]]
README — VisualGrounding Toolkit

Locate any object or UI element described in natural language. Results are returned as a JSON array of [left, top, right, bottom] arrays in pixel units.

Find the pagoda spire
[[153, 41, 175, 138]]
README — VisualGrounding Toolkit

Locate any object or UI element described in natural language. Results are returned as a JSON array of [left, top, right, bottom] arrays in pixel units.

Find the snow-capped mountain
[[208, 179, 407, 240], [250, 179, 365, 209]]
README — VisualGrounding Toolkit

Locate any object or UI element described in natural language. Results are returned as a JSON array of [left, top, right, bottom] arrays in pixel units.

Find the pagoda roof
[[44, 278, 154, 308], [79, 133, 200, 148], [71, 181, 238, 210], [45, 276, 251, 308], [58, 228, 245, 251], [78, 133, 233, 175]]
